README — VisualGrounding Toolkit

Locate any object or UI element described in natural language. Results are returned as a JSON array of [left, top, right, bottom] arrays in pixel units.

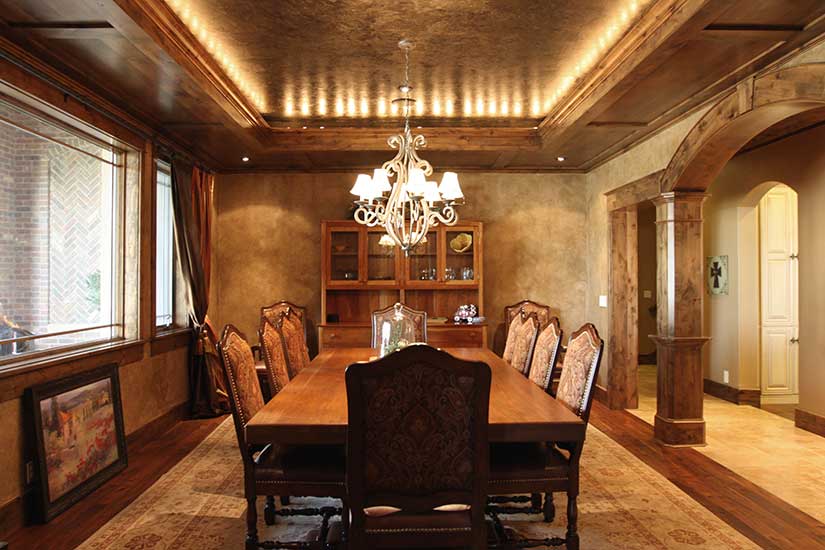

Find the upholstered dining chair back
[[370, 302, 428, 347], [257, 315, 292, 397], [555, 323, 604, 422], [527, 317, 563, 394], [261, 300, 307, 335], [504, 300, 552, 335], [345, 345, 490, 547], [502, 311, 540, 374], [217, 325, 265, 456], [277, 308, 311, 376]]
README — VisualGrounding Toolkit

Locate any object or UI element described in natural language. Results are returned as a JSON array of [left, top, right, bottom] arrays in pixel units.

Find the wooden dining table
[[246, 347, 585, 446]]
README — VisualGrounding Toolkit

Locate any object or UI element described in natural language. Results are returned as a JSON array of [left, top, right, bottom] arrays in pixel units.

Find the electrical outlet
[[643, 289, 652, 299], [598, 295, 608, 308], [723, 370, 729, 384], [25, 461, 34, 485]]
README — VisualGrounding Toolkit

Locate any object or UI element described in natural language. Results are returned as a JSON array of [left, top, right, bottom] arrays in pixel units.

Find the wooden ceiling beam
[[6, 22, 120, 39], [110, 0, 267, 130], [259, 127, 539, 152]]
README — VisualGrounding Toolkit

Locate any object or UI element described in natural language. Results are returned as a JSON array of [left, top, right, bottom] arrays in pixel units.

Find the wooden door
[[759, 185, 798, 403]]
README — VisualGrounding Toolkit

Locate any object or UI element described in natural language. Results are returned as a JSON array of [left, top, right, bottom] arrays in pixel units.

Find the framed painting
[[26, 364, 127, 521], [706, 255, 729, 295]]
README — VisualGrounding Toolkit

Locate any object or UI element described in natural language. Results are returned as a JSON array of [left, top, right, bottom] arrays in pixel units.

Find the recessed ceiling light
[[319, 126, 325, 129], [557, 156, 566, 162], [302, 126, 307, 129], [417, 125, 422, 129], [242, 156, 249, 162], [532, 126, 539, 130]]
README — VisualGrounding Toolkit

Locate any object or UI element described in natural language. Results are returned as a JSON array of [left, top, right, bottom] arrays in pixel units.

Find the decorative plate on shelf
[[449, 233, 473, 253]]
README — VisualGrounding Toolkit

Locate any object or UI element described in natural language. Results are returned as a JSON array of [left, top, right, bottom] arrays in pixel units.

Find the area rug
[[77, 418, 757, 549]]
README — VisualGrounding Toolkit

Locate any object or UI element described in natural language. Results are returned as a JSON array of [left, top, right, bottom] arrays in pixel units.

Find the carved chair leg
[[280, 495, 291, 506], [530, 492, 542, 510], [264, 495, 276, 525], [566, 492, 579, 550], [245, 496, 258, 550], [543, 492, 555, 522]]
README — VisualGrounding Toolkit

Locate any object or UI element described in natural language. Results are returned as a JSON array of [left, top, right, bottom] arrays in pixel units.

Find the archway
[[650, 63, 825, 446]]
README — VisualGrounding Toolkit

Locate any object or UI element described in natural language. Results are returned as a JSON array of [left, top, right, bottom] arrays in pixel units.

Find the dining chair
[[504, 299, 552, 335], [217, 325, 346, 549], [345, 345, 491, 549], [261, 300, 309, 340], [279, 307, 311, 376], [527, 317, 564, 395], [488, 323, 604, 550], [502, 310, 540, 374], [370, 302, 428, 347], [257, 314, 292, 400]]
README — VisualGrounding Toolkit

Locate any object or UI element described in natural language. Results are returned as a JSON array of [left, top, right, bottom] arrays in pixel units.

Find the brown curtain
[[171, 160, 229, 417]]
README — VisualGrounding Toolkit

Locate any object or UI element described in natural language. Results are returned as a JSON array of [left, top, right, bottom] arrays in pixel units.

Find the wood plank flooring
[[5, 403, 825, 550], [5, 414, 226, 550], [590, 401, 825, 549]]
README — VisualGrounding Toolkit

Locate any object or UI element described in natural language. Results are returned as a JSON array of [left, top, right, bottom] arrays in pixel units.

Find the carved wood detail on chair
[[370, 302, 428, 347]]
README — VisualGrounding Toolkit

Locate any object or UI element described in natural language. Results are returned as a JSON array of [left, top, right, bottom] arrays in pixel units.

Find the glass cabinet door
[[445, 229, 477, 283], [329, 230, 361, 282], [407, 230, 439, 283], [366, 231, 397, 284]]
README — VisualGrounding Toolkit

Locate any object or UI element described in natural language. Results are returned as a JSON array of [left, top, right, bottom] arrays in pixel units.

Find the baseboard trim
[[795, 408, 825, 439], [703, 378, 761, 407], [593, 384, 608, 405], [126, 401, 190, 447], [0, 494, 26, 541]]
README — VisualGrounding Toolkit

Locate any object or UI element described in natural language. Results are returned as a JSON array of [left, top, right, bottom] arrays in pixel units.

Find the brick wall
[[0, 114, 115, 354]]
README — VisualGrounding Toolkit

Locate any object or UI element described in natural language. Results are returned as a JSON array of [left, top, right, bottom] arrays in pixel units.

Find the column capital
[[652, 191, 710, 205]]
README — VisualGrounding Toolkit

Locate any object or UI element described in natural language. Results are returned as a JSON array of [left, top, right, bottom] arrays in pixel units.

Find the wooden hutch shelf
[[320, 220, 485, 350]]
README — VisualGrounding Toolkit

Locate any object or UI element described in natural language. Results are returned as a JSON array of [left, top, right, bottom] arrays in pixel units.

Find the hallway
[[629, 364, 825, 523]]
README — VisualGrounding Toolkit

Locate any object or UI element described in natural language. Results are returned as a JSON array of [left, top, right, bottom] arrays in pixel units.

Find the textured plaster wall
[[210, 172, 589, 347]]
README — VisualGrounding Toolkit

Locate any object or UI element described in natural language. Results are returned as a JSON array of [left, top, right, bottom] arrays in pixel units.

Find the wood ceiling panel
[[714, 0, 825, 27], [592, 34, 786, 125], [510, 125, 637, 168], [739, 106, 825, 155]]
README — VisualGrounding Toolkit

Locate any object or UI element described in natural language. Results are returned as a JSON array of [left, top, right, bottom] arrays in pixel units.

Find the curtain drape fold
[[171, 160, 228, 417]]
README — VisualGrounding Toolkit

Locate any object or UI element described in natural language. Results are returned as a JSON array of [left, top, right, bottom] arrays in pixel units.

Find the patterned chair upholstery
[[345, 345, 490, 549], [217, 325, 346, 548], [261, 300, 308, 339], [502, 311, 540, 374], [278, 308, 311, 376], [527, 317, 563, 394], [504, 300, 552, 335], [258, 316, 292, 399], [370, 302, 428, 347], [489, 324, 604, 550]]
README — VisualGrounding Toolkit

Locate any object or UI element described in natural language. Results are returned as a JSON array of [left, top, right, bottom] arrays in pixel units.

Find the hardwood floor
[[5, 414, 226, 550], [590, 400, 825, 549], [5, 404, 824, 550]]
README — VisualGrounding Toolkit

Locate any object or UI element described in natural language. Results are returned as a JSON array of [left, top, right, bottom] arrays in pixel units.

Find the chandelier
[[350, 39, 463, 254]]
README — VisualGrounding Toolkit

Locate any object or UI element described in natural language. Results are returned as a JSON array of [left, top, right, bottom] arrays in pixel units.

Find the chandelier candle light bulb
[[349, 40, 463, 254]]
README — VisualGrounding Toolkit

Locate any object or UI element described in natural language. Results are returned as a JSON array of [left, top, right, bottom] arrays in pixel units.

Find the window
[[0, 99, 125, 361], [155, 163, 174, 328]]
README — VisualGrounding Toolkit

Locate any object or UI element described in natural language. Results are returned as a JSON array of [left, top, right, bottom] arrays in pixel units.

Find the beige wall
[[210, 172, 589, 348], [704, 124, 825, 416]]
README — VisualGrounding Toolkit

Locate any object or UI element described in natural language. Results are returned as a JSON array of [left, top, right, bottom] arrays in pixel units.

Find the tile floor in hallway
[[629, 364, 825, 524]]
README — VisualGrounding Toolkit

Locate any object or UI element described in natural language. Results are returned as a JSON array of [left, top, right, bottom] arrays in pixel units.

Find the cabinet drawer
[[428, 325, 485, 348], [320, 326, 371, 349]]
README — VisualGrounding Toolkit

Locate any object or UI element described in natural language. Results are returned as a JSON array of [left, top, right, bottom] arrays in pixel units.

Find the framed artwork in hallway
[[707, 256, 729, 295], [26, 364, 127, 521]]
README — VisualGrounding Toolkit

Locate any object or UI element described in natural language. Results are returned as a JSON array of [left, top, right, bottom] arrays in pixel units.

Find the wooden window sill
[[0, 339, 145, 402]]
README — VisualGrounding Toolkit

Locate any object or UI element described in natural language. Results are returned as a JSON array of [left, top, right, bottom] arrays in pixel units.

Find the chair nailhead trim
[[366, 527, 471, 534]]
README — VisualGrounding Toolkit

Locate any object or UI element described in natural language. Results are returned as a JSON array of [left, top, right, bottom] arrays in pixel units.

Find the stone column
[[651, 192, 710, 446]]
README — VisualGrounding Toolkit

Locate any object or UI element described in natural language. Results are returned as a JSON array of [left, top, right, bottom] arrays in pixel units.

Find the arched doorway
[[608, 63, 825, 446]]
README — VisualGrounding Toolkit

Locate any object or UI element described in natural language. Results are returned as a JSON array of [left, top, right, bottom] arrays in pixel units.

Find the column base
[[654, 414, 706, 447]]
